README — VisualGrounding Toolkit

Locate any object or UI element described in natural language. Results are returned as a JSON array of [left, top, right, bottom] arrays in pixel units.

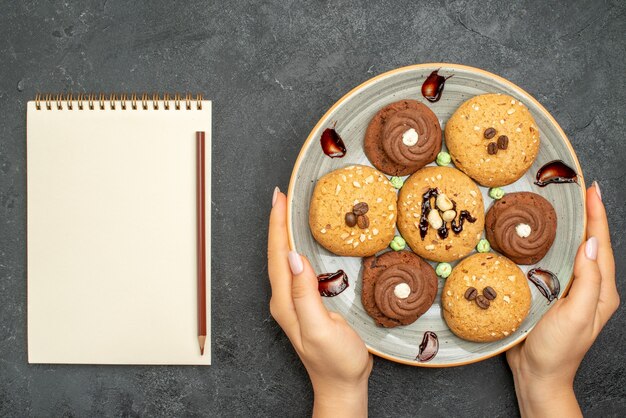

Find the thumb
[[505, 342, 522, 369], [288, 251, 331, 332], [564, 237, 602, 316]]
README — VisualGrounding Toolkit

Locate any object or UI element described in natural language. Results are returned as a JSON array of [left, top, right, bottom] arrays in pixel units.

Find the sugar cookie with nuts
[[442, 253, 531, 342], [444, 93, 540, 187], [309, 165, 397, 257], [397, 166, 485, 262]]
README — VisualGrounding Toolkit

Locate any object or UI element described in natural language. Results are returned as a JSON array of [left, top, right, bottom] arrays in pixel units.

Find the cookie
[[397, 166, 485, 262], [361, 251, 438, 328], [485, 192, 557, 265], [309, 165, 397, 257], [444, 94, 540, 187], [364, 99, 442, 176], [442, 253, 531, 342]]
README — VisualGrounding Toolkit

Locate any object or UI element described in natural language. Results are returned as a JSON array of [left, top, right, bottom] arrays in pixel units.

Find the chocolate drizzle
[[419, 188, 439, 239], [534, 160, 578, 187], [419, 188, 476, 239], [452, 211, 477, 233]]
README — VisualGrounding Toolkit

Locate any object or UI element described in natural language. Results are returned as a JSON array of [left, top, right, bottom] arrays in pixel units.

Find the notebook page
[[27, 100, 211, 365]]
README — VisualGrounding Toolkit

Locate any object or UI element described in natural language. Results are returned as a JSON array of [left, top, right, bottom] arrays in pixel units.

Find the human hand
[[268, 187, 373, 418], [506, 182, 619, 417]]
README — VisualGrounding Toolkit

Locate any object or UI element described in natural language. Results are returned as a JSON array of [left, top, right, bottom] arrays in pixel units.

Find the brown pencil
[[196, 131, 207, 355]]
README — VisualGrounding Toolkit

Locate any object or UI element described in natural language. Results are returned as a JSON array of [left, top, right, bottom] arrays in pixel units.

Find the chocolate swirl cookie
[[364, 100, 442, 176], [362, 251, 438, 328], [485, 192, 557, 265]]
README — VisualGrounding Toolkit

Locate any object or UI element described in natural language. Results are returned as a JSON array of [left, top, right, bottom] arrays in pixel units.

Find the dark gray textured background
[[1, 0, 625, 416]]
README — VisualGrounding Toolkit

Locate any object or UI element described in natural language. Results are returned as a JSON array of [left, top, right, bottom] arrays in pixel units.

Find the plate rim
[[287, 62, 587, 367]]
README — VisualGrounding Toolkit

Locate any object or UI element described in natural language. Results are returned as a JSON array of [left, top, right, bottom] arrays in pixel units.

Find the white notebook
[[27, 94, 211, 365]]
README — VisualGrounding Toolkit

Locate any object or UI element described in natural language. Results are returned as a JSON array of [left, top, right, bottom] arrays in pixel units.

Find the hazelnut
[[435, 194, 453, 211], [427, 210, 443, 229], [441, 210, 456, 222]]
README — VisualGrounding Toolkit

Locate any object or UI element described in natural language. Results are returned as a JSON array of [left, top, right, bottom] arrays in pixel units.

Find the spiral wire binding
[[34, 93, 204, 110]]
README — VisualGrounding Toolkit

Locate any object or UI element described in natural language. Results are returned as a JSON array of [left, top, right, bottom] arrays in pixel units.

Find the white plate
[[287, 63, 586, 367]]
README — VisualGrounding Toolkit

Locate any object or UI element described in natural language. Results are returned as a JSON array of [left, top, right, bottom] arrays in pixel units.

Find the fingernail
[[593, 181, 602, 202], [288, 250, 304, 275], [585, 236, 598, 260], [272, 186, 280, 207]]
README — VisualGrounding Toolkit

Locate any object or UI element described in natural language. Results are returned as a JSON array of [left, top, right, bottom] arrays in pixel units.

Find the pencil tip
[[198, 335, 206, 356]]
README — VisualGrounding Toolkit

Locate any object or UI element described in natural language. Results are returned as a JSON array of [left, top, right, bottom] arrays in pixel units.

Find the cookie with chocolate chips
[[364, 99, 442, 176], [444, 93, 540, 187], [309, 165, 397, 257], [361, 251, 438, 328], [442, 253, 531, 342], [397, 166, 485, 262]]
